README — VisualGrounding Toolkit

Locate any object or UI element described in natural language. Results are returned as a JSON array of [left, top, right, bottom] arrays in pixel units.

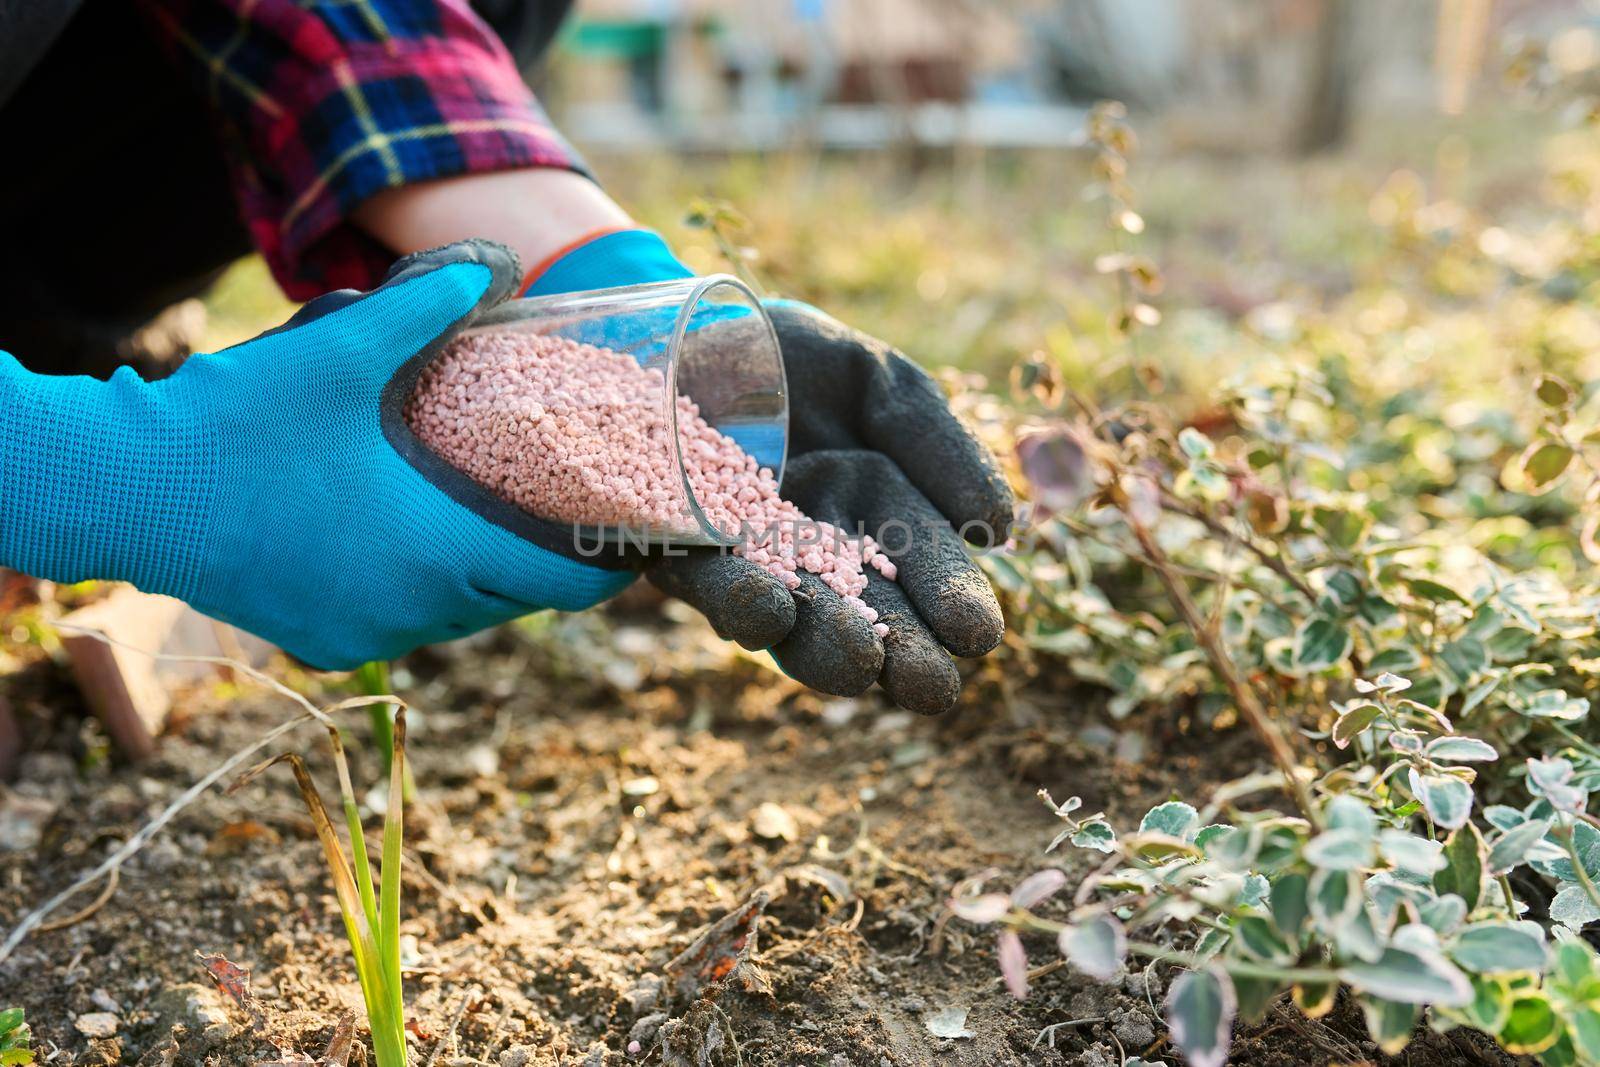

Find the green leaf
[[1293, 616, 1352, 672], [1192, 926, 1231, 964], [1235, 875, 1267, 910], [1488, 626, 1536, 661], [1340, 900, 1385, 964], [1420, 894, 1467, 935], [1537, 373, 1576, 408], [1484, 805, 1527, 831], [1292, 980, 1337, 1019], [1254, 824, 1306, 872], [1450, 922, 1548, 974], [1269, 872, 1310, 940], [1569, 1006, 1600, 1065], [1231, 974, 1282, 1024], [1488, 819, 1552, 875], [1434, 824, 1485, 912], [1424, 736, 1498, 763], [1534, 821, 1600, 881], [1465, 975, 1515, 1033], [1059, 915, 1126, 981], [1404, 576, 1470, 604], [1523, 442, 1575, 489], [1340, 942, 1474, 1007], [1201, 826, 1258, 870], [1410, 769, 1473, 830], [1304, 827, 1375, 870], [1543, 1033, 1579, 1067], [1520, 689, 1591, 722], [1332, 702, 1383, 749], [1313, 505, 1371, 550], [1139, 801, 1199, 841], [1366, 871, 1436, 925], [1501, 995, 1563, 1055], [1439, 637, 1489, 684], [1369, 647, 1422, 672], [0, 1015, 20, 1041], [1233, 915, 1295, 965], [1178, 426, 1214, 460], [1528, 757, 1588, 810], [1550, 885, 1600, 930], [1359, 995, 1420, 1055], [1324, 568, 1364, 608], [1165, 968, 1235, 1067], [1326, 794, 1379, 834], [1309, 868, 1360, 931], [0, 1052, 34, 1067], [1379, 830, 1446, 876], [1071, 821, 1117, 853], [1552, 939, 1600, 1001], [1461, 672, 1505, 715]]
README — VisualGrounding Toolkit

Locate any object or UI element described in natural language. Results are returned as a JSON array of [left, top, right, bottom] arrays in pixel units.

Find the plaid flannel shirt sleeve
[[137, 0, 582, 299]]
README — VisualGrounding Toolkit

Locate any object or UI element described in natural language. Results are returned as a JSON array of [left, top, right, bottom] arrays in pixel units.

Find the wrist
[[352, 168, 634, 283]]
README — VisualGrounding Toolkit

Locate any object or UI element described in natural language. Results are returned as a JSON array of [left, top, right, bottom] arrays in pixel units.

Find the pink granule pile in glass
[[405, 331, 896, 633]]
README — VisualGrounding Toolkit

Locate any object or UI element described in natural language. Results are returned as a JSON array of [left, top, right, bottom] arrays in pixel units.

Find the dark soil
[[0, 589, 1522, 1065]]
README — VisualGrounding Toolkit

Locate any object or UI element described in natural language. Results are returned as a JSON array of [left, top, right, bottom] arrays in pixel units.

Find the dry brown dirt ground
[[0, 590, 1520, 1066]]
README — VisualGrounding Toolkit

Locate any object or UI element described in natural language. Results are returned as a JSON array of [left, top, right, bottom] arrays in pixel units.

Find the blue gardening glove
[[535, 230, 1013, 714], [0, 241, 635, 670]]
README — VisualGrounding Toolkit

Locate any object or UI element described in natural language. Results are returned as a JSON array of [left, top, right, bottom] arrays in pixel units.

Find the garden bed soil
[[0, 594, 1520, 1066]]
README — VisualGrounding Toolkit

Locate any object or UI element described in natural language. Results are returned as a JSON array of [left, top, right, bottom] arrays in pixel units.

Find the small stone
[[0, 794, 55, 852], [499, 1046, 536, 1067], [150, 983, 235, 1045], [462, 745, 499, 778], [74, 1012, 119, 1039], [751, 802, 799, 842], [627, 1013, 666, 1050], [1110, 1006, 1156, 1049]]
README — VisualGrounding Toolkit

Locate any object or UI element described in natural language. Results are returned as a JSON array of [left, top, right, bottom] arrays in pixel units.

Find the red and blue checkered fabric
[[138, 0, 580, 299]]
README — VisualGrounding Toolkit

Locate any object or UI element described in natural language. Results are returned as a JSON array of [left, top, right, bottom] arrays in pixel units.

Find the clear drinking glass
[[454, 274, 787, 546]]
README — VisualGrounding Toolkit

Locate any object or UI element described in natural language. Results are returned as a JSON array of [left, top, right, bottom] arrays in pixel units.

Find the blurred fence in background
[[534, 0, 1599, 154]]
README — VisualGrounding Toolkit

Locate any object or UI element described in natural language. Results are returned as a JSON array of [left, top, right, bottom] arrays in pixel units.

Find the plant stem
[[1560, 823, 1600, 911], [1125, 939, 1338, 984], [1123, 497, 1319, 825], [356, 661, 415, 803], [1159, 493, 1318, 604]]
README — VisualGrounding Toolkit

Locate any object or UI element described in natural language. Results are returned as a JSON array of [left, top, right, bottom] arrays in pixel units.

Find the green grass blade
[[328, 729, 380, 934], [355, 661, 395, 776], [356, 660, 415, 802], [379, 710, 407, 1054]]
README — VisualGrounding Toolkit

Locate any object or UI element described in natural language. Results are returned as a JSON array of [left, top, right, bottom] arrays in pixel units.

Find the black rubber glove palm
[[646, 303, 1013, 713]]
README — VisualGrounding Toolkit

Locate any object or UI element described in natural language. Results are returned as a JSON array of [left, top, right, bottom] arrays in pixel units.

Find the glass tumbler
[[445, 274, 787, 547]]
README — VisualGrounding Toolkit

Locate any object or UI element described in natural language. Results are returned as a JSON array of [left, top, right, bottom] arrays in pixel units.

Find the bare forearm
[[352, 169, 633, 281]]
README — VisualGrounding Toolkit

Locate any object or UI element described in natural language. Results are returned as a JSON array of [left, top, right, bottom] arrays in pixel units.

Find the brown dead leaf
[[208, 820, 281, 855], [318, 1012, 356, 1067], [196, 951, 265, 1030], [664, 890, 771, 1005]]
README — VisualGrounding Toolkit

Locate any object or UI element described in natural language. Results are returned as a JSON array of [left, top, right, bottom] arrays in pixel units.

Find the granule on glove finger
[[406, 331, 895, 628]]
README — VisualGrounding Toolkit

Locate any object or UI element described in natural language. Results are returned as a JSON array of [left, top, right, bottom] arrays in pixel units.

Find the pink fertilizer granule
[[406, 331, 896, 633]]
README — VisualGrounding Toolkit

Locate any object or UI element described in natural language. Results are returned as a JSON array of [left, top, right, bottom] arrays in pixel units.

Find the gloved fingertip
[[646, 552, 796, 649], [720, 568, 797, 649], [383, 238, 523, 309], [880, 634, 962, 715], [770, 580, 884, 696]]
